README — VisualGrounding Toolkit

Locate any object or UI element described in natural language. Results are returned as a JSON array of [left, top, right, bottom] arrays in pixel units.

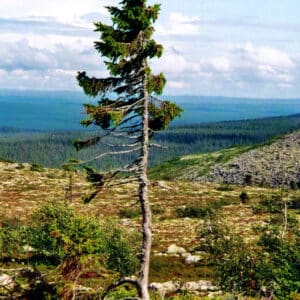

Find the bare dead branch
[[105, 141, 140, 148], [149, 143, 168, 149], [105, 178, 139, 188], [111, 132, 142, 139], [76, 147, 141, 165]]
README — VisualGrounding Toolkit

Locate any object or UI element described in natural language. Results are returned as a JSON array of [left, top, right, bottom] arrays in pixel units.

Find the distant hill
[[150, 131, 300, 188], [1, 114, 300, 168], [1, 89, 300, 130]]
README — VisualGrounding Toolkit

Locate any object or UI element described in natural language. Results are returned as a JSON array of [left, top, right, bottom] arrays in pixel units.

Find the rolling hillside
[[150, 131, 300, 188], [1, 152, 299, 298]]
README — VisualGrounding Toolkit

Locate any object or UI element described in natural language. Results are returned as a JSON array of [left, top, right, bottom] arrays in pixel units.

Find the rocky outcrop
[[200, 132, 300, 188], [150, 280, 219, 295]]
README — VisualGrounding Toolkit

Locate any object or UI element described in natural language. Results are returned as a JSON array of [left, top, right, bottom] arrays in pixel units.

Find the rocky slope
[[192, 131, 300, 188]]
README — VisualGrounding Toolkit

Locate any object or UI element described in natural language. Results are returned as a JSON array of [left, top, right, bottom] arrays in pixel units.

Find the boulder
[[181, 280, 219, 292], [166, 244, 187, 255], [0, 274, 14, 288], [23, 244, 36, 252], [149, 281, 180, 294], [185, 254, 202, 264]]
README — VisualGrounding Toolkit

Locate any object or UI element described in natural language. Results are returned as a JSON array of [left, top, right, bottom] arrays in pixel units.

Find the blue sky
[[0, 0, 300, 98]]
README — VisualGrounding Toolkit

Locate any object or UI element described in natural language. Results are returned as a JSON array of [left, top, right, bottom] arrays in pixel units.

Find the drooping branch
[[75, 147, 142, 166], [101, 277, 141, 300]]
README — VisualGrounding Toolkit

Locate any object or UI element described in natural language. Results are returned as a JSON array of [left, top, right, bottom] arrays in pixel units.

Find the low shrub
[[176, 200, 231, 219], [30, 163, 44, 172], [104, 223, 139, 276], [199, 216, 300, 299], [216, 184, 234, 191], [0, 218, 28, 260], [119, 207, 141, 218], [27, 200, 139, 276], [252, 194, 283, 214], [176, 205, 215, 218], [151, 205, 166, 215], [289, 196, 300, 209], [240, 190, 249, 204]]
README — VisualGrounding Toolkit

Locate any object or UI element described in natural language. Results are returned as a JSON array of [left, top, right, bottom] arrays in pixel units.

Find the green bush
[[197, 219, 243, 257], [27, 200, 96, 259], [257, 232, 300, 299], [30, 163, 44, 172], [176, 205, 215, 218], [176, 200, 231, 219], [151, 205, 166, 215], [0, 218, 28, 260], [199, 216, 300, 299], [240, 190, 249, 204], [289, 196, 300, 209], [119, 207, 141, 219], [216, 184, 234, 191], [252, 194, 283, 214], [27, 200, 139, 276], [104, 225, 139, 276]]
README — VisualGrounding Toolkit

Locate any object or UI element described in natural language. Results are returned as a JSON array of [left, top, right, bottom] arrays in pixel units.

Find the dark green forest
[[1, 113, 300, 169]]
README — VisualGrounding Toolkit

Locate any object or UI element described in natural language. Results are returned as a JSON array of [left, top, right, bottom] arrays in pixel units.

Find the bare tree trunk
[[281, 199, 288, 239], [137, 82, 152, 300]]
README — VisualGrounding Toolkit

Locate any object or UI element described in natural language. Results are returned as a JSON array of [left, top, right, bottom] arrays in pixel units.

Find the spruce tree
[[75, 1, 182, 299]]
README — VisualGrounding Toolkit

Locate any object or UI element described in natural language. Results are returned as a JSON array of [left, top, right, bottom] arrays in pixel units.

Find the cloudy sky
[[1, 0, 300, 98]]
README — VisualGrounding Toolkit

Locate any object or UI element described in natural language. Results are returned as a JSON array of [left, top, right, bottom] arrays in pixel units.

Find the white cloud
[[157, 12, 201, 36], [210, 57, 231, 72], [0, 39, 54, 71], [0, 0, 110, 24], [241, 43, 295, 70], [0, 69, 76, 90], [0, 1, 299, 97], [158, 54, 189, 74], [168, 81, 190, 89], [0, 37, 104, 73], [232, 44, 295, 84]]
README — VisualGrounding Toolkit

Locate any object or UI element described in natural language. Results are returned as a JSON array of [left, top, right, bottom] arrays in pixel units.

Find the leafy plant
[[104, 226, 139, 276], [199, 206, 300, 299], [0, 218, 28, 260], [27, 200, 139, 275]]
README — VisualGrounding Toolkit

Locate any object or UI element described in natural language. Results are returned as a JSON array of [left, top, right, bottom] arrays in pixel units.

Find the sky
[[1, 0, 300, 98]]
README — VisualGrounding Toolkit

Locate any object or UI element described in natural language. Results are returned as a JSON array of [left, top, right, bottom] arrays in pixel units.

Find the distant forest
[[1, 113, 300, 169]]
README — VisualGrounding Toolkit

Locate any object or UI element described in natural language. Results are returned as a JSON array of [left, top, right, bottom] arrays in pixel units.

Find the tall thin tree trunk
[[281, 199, 288, 239], [138, 80, 152, 300]]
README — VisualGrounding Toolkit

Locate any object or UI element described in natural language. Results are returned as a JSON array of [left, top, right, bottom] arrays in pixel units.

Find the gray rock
[[149, 281, 180, 294], [166, 244, 187, 255], [23, 244, 36, 252], [0, 274, 13, 287], [198, 132, 300, 188], [181, 280, 219, 292], [185, 254, 202, 264]]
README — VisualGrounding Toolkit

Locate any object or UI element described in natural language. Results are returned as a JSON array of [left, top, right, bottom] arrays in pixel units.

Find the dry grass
[[1, 161, 295, 254]]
